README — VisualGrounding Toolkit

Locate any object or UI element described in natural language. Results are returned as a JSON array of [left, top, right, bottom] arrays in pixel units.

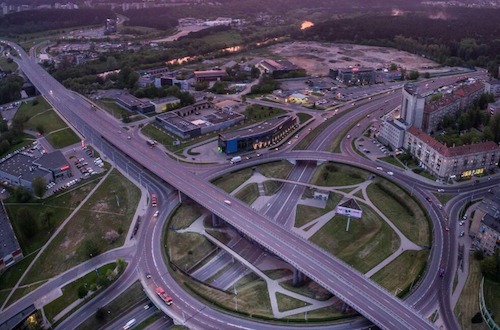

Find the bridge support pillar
[[211, 213, 221, 227], [341, 302, 350, 314], [292, 268, 304, 286], [316, 160, 325, 166], [287, 159, 296, 165]]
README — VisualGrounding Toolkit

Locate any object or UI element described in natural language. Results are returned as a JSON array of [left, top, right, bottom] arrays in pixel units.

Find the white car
[[154, 211, 159, 217], [387, 171, 394, 176], [376, 167, 383, 171], [437, 189, 445, 193]]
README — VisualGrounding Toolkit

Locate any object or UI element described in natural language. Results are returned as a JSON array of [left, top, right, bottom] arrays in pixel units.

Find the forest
[[294, 8, 500, 77], [0, 8, 114, 36]]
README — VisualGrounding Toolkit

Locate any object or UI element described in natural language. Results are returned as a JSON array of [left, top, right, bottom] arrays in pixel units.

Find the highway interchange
[[1, 40, 498, 330]]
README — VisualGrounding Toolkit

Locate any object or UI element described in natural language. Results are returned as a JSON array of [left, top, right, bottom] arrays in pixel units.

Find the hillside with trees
[[0, 8, 114, 36]]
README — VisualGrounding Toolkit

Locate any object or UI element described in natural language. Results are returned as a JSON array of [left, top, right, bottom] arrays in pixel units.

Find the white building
[[378, 119, 407, 149], [485, 79, 500, 98]]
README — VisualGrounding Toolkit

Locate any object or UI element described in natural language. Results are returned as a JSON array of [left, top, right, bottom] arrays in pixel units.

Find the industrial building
[[115, 93, 155, 114], [0, 153, 52, 191], [257, 60, 301, 78], [218, 114, 298, 154], [0, 201, 23, 272]]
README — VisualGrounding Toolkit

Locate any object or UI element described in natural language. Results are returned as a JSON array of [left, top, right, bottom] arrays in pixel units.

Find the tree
[[32, 177, 47, 198], [83, 239, 101, 258], [77, 285, 88, 299], [408, 70, 420, 80], [480, 251, 500, 282], [17, 208, 37, 239], [40, 210, 54, 232], [14, 186, 32, 203]]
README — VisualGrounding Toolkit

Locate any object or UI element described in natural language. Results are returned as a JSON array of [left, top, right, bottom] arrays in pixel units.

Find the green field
[[45, 128, 80, 148], [44, 262, 121, 323], [169, 200, 205, 229], [0, 57, 18, 72], [257, 161, 293, 179], [243, 104, 287, 122], [371, 250, 428, 295], [310, 206, 400, 273], [235, 183, 259, 205], [276, 292, 310, 312], [455, 258, 486, 330], [0, 253, 37, 306], [19, 170, 139, 284], [295, 193, 342, 228], [6, 180, 99, 254], [484, 278, 500, 324], [310, 162, 369, 187], [212, 168, 253, 193], [366, 179, 430, 246]]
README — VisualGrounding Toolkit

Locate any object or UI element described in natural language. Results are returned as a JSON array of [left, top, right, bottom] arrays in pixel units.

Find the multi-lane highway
[[1, 41, 438, 330], [2, 40, 494, 330]]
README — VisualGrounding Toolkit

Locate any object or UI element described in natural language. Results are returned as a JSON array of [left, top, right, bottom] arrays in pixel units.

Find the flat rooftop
[[220, 115, 293, 140], [0, 203, 21, 260], [156, 113, 199, 132], [0, 153, 49, 182], [34, 150, 68, 170]]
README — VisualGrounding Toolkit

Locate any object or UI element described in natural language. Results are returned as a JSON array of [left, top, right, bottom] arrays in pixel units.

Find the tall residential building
[[400, 83, 425, 129]]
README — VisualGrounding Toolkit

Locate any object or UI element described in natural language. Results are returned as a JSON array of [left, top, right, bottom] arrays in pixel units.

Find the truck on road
[[151, 193, 157, 207], [147, 139, 157, 147], [156, 287, 173, 305], [230, 156, 242, 164]]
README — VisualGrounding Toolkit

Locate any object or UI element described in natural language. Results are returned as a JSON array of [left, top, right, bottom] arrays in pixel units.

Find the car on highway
[[459, 230, 465, 237], [346, 135, 351, 139], [437, 189, 445, 193], [146, 272, 151, 279], [463, 215, 468, 220], [425, 196, 432, 203], [224, 199, 232, 205], [445, 226, 449, 232], [376, 166, 383, 171], [154, 211, 159, 217], [387, 171, 394, 176]]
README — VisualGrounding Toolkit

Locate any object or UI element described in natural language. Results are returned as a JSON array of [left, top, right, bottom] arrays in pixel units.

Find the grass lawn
[[96, 100, 134, 120], [235, 183, 259, 205], [454, 258, 487, 330], [168, 232, 216, 271], [26, 109, 68, 133], [0, 57, 18, 72], [366, 179, 430, 246], [44, 262, 121, 323], [242, 104, 287, 123], [379, 156, 405, 169], [170, 200, 205, 229], [296, 112, 312, 124], [6, 180, 99, 254], [435, 193, 454, 206], [201, 30, 242, 46], [212, 168, 253, 193], [310, 206, 400, 274], [45, 128, 80, 148], [1, 133, 36, 158], [371, 250, 429, 296], [295, 193, 342, 228], [310, 163, 368, 187], [484, 278, 500, 324], [257, 161, 293, 179], [263, 180, 282, 195], [20, 170, 140, 284], [75, 281, 148, 330], [134, 312, 163, 330], [276, 292, 310, 312], [15, 96, 52, 118], [280, 279, 333, 301], [184, 272, 273, 317], [0, 253, 37, 306]]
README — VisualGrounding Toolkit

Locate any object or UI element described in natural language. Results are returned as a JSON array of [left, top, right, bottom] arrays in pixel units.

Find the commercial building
[[218, 114, 298, 154], [400, 83, 426, 129], [156, 103, 244, 139], [471, 190, 500, 256], [404, 126, 500, 180], [193, 69, 225, 82], [115, 93, 155, 114], [287, 93, 309, 104], [337, 198, 363, 219], [378, 119, 407, 149], [0, 153, 52, 190], [0, 201, 23, 272], [32, 150, 71, 181], [150, 97, 181, 113], [331, 67, 376, 86], [257, 60, 301, 78]]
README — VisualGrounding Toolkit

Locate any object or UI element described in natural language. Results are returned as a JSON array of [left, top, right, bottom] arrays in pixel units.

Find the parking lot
[[45, 145, 105, 195]]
